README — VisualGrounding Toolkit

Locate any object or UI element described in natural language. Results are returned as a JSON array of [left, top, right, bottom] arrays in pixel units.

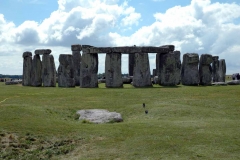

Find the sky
[[0, 0, 240, 75]]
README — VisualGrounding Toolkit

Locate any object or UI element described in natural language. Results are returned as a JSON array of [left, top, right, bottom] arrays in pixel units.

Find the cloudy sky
[[0, 0, 240, 75]]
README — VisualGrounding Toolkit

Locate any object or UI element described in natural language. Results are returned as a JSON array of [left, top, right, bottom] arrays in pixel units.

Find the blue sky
[[0, 0, 240, 75]]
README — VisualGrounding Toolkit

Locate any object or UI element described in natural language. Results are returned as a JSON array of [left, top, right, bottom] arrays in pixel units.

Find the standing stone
[[212, 56, 219, 82], [133, 53, 152, 87], [22, 52, 32, 86], [105, 52, 123, 88], [152, 69, 157, 77], [218, 59, 226, 82], [42, 54, 56, 87], [31, 54, 42, 87], [181, 53, 199, 86], [71, 44, 81, 86], [158, 51, 181, 86], [128, 54, 135, 76], [199, 54, 213, 85], [155, 53, 161, 84], [80, 53, 98, 88], [58, 54, 75, 87]]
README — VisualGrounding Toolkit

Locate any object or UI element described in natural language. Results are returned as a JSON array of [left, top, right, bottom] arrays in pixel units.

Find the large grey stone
[[58, 54, 75, 87], [128, 54, 135, 76], [22, 51, 32, 86], [158, 51, 181, 86], [181, 53, 199, 86], [227, 80, 240, 85], [199, 54, 213, 85], [76, 109, 123, 124], [35, 49, 51, 55], [72, 44, 81, 86], [105, 53, 123, 88], [133, 53, 152, 87], [212, 56, 220, 82], [218, 59, 226, 82], [71, 44, 82, 51], [82, 45, 173, 54], [80, 53, 98, 88], [31, 54, 42, 87], [42, 54, 56, 87]]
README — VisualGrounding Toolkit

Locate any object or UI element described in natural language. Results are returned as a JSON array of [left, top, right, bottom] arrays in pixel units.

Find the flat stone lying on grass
[[76, 109, 123, 124], [212, 82, 227, 86], [227, 80, 240, 85]]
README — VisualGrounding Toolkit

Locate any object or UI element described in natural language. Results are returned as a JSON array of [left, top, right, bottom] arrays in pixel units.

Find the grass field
[[0, 82, 240, 159]]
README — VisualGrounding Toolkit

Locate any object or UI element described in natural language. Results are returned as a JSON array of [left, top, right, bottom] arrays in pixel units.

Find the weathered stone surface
[[158, 51, 181, 86], [212, 82, 227, 86], [71, 44, 82, 51], [133, 53, 152, 87], [155, 53, 160, 84], [152, 69, 157, 77], [218, 59, 226, 82], [35, 49, 51, 55], [199, 54, 213, 85], [212, 56, 220, 82], [31, 54, 42, 87], [42, 54, 56, 87], [22, 51, 32, 58], [82, 45, 173, 54], [76, 109, 123, 124], [227, 80, 240, 85], [128, 54, 135, 76], [80, 53, 98, 88], [181, 53, 199, 86], [22, 52, 32, 86], [105, 53, 123, 88], [58, 54, 75, 87], [72, 46, 81, 86], [122, 77, 132, 84]]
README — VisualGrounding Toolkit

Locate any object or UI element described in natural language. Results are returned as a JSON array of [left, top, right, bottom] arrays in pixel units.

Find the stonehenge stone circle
[[71, 44, 81, 86], [31, 54, 42, 87], [58, 54, 75, 87], [212, 56, 220, 82], [181, 53, 199, 86], [105, 52, 123, 88], [42, 54, 56, 87], [158, 51, 181, 86], [80, 53, 98, 88], [22, 51, 32, 86], [133, 53, 152, 87], [199, 54, 213, 85]]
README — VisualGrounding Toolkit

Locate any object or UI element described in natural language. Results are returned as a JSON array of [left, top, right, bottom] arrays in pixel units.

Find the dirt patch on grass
[[0, 131, 84, 159]]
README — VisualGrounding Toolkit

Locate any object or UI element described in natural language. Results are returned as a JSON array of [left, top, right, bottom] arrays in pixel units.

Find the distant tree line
[[0, 74, 22, 79]]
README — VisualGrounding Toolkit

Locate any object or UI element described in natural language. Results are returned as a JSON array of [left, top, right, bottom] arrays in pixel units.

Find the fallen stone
[[212, 82, 227, 86], [122, 77, 132, 84], [227, 80, 240, 85], [76, 109, 123, 124]]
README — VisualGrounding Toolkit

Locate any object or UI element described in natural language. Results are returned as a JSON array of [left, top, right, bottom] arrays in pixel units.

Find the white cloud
[[1, 0, 240, 75]]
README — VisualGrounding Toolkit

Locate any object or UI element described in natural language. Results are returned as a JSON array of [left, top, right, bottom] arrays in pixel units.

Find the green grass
[[0, 82, 240, 159]]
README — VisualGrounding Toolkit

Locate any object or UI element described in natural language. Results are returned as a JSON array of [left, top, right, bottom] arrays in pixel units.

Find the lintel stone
[[35, 49, 52, 55], [71, 44, 82, 51], [22, 51, 32, 58]]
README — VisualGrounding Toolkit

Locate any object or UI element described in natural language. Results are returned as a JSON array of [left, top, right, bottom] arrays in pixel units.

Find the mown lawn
[[0, 82, 240, 159]]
